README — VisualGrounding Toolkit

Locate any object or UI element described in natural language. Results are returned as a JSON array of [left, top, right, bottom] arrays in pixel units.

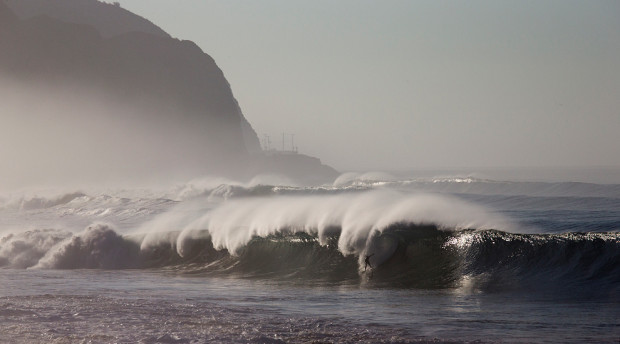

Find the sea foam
[[167, 189, 513, 260]]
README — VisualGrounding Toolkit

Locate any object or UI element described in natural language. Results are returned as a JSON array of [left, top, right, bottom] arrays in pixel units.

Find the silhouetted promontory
[[0, 0, 338, 185]]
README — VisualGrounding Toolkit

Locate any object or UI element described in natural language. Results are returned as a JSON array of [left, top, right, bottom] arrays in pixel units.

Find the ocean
[[1, 172, 619, 343]]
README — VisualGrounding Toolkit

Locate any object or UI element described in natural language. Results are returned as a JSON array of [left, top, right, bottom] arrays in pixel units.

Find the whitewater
[[1, 173, 619, 343]]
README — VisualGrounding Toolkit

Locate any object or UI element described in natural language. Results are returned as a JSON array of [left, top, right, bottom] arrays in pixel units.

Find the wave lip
[[172, 190, 511, 259]]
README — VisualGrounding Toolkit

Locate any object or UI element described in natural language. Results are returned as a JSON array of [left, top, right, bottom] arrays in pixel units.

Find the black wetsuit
[[364, 254, 374, 271]]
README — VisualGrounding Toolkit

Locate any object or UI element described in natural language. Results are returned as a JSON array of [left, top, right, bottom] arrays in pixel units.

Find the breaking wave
[[1, 224, 618, 295], [0, 192, 86, 211], [1, 182, 618, 294]]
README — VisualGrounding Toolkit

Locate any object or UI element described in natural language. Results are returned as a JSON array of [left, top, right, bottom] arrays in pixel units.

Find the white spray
[[158, 190, 514, 268]]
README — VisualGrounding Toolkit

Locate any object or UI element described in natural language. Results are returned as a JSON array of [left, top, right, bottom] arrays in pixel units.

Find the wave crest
[[35, 223, 141, 269], [2, 222, 618, 295], [0, 229, 71, 268], [173, 190, 511, 257], [0, 192, 86, 211]]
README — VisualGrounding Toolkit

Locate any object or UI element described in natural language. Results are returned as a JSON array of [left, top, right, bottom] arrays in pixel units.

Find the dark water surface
[[1, 269, 618, 343]]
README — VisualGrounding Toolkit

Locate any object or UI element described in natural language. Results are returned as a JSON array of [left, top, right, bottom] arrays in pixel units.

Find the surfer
[[364, 253, 374, 271]]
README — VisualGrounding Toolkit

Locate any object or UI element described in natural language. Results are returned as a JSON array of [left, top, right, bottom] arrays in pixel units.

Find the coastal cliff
[[0, 0, 337, 185]]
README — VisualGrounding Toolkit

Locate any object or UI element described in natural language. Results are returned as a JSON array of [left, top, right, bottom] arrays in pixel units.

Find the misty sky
[[117, 0, 620, 171]]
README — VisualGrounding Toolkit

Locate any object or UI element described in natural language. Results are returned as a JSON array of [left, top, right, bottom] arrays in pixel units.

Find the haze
[[0, 78, 240, 190], [117, 0, 620, 172]]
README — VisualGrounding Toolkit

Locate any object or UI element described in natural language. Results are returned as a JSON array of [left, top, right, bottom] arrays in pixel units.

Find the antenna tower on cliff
[[262, 134, 272, 151]]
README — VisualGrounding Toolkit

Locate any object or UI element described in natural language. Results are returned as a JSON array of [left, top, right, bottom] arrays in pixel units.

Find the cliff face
[[2, 0, 261, 153], [0, 1, 335, 186], [1, 0, 261, 177], [0, 1, 16, 24]]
